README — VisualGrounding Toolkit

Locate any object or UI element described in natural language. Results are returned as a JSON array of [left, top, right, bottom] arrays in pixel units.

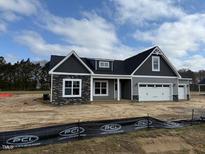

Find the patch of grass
[[1, 124, 205, 154]]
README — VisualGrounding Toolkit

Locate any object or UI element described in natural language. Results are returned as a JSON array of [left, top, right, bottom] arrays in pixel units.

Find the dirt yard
[[0, 93, 205, 132], [1, 124, 205, 154]]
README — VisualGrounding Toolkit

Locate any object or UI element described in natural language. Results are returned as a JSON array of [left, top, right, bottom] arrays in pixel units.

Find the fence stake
[[191, 109, 194, 125], [147, 113, 150, 129], [78, 119, 80, 140]]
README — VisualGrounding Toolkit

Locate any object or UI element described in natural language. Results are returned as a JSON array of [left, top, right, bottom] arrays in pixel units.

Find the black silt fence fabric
[[0, 116, 205, 150]]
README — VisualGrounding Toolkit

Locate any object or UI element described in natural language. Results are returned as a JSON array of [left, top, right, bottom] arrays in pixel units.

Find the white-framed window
[[99, 61, 110, 68], [62, 79, 82, 97], [94, 80, 108, 96], [152, 56, 160, 71]]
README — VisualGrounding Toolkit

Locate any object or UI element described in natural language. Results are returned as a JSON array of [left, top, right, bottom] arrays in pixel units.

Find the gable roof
[[130, 46, 181, 77], [124, 47, 155, 74], [199, 78, 205, 84], [49, 46, 180, 77], [49, 51, 94, 74]]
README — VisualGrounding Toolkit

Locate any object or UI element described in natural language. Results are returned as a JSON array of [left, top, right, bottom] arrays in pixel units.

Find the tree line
[[178, 69, 205, 84], [0, 56, 204, 91], [0, 56, 49, 91]]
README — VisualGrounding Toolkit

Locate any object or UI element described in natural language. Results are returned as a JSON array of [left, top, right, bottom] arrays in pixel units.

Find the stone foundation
[[133, 95, 139, 102], [52, 75, 90, 105], [173, 95, 178, 102]]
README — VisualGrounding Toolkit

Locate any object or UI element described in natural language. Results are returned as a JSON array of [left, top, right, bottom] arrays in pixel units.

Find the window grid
[[94, 81, 108, 96], [63, 79, 81, 97]]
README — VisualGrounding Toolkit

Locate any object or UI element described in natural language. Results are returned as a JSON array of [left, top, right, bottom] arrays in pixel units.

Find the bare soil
[[1, 125, 205, 154], [0, 92, 205, 154], [0, 92, 205, 132]]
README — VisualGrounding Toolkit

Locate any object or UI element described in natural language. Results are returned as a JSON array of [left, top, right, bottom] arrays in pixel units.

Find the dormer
[[94, 59, 113, 71]]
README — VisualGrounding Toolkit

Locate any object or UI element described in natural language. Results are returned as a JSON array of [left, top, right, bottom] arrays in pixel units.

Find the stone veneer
[[52, 75, 90, 105]]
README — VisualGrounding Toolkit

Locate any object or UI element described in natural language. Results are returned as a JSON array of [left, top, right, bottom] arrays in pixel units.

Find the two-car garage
[[138, 83, 173, 101], [138, 83, 187, 102]]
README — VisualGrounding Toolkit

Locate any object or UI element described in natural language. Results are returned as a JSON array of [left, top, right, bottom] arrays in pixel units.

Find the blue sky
[[0, 0, 205, 71]]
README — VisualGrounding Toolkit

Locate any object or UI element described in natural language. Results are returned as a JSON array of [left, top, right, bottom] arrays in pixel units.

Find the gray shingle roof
[[199, 78, 205, 84], [49, 46, 157, 75]]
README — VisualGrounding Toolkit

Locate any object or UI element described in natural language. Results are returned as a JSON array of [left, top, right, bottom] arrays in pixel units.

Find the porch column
[[199, 84, 201, 95], [117, 78, 120, 101], [50, 74, 53, 102], [90, 76, 93, 101]]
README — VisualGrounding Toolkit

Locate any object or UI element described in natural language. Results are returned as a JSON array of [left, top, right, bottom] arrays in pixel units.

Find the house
[[49, 46, 191, 105], [198, 78, 205, 94]]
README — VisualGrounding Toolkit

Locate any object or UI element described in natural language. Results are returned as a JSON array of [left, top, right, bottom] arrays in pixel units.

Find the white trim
[[49, 50, 93, 74], [50, 72, 91, 76], [152, 56, 160, 72], [131, 78, 133, 100], [62, 79, 82, 97], [99, 61, 110, 68], [117, 78, 120, 101], [93, 80, 109, 96], [159, 47, 181, 78], [90, 76, 93, 101], [93, 74, 131, 78], [114, 79, 117, 100], [179, 78, 192, 80], [50, 74, 53, 102], [132, 75, 178, 79], [131, 46, 181, 78]]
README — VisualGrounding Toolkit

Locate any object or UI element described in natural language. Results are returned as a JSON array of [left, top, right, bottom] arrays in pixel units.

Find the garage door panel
[[178, 85, 187, 100], [139, 84, 172, 101]]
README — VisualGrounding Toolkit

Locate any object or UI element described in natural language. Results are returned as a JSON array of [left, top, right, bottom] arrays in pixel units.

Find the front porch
[[90, 76, 132, 101]]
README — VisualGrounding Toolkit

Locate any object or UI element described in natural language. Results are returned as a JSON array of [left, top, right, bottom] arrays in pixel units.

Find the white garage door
[[139, 84, 172, 101], [178, 85, 187, 100]]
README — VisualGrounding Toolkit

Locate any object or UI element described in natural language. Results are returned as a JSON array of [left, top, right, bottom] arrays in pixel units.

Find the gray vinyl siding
[[134, 55, 177, 76], [54, 55, 90, 73], [93, 79, 114, 100], [132, 77, 178, 96]]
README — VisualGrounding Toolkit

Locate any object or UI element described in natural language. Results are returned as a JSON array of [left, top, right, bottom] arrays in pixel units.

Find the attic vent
[[153, 49, 161, 55]]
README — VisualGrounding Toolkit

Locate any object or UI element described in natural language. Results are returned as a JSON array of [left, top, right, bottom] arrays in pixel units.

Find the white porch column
[[90, 76, 93, 101], [117, 78, 120, 101], [50, 74, 53, 102]]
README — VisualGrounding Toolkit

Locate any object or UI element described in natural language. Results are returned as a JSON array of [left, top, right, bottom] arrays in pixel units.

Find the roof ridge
[[125, 46, 157, 61]]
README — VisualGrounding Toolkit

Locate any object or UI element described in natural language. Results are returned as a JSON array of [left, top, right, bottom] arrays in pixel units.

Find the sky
[[0, 0, 205, 71]]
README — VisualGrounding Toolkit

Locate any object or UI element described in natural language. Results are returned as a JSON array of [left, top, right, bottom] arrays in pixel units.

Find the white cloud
[[37, 12, 134, 59], [182, 55, 205, 71], [112, 0, 185, 25], [15, 29, 134, 60], [0, 21, 6, 32], [0, 0, 40, 16], [15, 30, 69, 55], [134, 14, 205, 58], [4, 54, 19, 64], [0, 0, 41, 33]]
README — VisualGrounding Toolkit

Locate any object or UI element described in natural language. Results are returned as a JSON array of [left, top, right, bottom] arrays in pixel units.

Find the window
[[62, 79, 82, 97], [139, 84, 146, 87], [94, 80, 108, 96], [152, 56, 160, 71], [99, 61, 110, 68]]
